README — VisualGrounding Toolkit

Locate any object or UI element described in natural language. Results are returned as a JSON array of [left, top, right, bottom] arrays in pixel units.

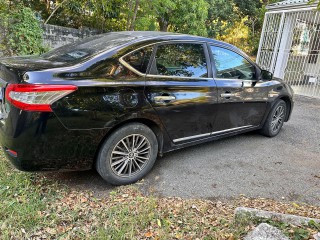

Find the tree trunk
[[251, 18, 256, 36], [129, 0, 140, 31], [45, 0, 51, 11], [126, 0, 134, 31], [158, 17, 168, 32]]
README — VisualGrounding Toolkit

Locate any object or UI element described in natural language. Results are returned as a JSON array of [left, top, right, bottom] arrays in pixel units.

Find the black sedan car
[[0, 31, 294, 185]]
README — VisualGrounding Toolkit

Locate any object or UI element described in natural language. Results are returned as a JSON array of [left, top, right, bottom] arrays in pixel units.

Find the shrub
[[0, 2, 45, 56]]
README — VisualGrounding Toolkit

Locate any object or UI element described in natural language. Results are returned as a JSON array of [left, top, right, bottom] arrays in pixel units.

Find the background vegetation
[[1, 0, 319, 56], [0, 0, 46, 56], [19, 0, 284, 56]]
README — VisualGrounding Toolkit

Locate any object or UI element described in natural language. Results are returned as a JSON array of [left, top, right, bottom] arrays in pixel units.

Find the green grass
[[0, 157, 63, 238], [0, 151, 319, 239]]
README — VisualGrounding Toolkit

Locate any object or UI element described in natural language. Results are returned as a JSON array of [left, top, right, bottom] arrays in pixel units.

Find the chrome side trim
[[119, 58, 145, 77], [173, 125, 254, 143], [220, 93, 236, 98], [154, 95, 176, 102], [173, 132, 211, 143], [146, 74, 212, 80], [119, 57, 212, 80]]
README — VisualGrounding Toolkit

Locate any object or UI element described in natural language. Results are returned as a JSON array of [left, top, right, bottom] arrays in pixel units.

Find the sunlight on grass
[[0, 151, 319, 239]]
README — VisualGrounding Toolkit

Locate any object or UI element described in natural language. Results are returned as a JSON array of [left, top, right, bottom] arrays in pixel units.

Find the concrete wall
[[42, 24, 101, 49]]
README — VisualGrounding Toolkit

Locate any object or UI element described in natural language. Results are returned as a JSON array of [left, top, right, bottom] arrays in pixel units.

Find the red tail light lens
[[5, 84, 77, 112]]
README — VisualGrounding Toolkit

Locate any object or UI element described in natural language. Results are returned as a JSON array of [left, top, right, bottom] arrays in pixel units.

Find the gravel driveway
[[48, 95, 320, 205]]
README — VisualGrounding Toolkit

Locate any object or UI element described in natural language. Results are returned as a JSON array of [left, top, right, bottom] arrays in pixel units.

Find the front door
[[144, 42, 218, 143], [209, 45, 268, 132]]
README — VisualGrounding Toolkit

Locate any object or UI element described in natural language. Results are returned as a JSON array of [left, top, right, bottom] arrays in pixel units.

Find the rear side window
[[210, 46, 256, 80], [153, 43, 208, 78], [123, 46, 153, 74], [41, 33, 136, 63]]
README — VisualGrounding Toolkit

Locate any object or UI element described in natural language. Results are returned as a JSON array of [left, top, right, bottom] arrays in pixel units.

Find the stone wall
[[42, 24, 101, 49]]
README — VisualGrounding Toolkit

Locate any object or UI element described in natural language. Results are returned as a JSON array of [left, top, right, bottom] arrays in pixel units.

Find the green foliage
[[0, 1, 45, 56], [170, 0, 209, 36], [233, 0, 262, 17], [206, 0, 238, 38], [308, 0, 320, 9], [19, 0, 286, 56]]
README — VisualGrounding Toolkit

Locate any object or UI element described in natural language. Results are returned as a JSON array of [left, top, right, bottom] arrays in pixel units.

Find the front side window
[[211, 46, 256, 80], [123, 46, 153, 74], [153, 43, 208, 78]]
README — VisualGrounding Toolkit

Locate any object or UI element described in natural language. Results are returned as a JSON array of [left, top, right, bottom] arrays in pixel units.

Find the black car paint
[[0, 32, 294, 171]]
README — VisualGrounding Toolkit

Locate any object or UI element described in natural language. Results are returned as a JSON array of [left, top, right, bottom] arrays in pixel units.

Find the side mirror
[[261, 70, 273, 81]]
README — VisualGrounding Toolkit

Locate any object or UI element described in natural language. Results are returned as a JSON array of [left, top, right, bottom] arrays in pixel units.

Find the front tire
[[96, 123, 158, 185], [260, 99, 287, 137]]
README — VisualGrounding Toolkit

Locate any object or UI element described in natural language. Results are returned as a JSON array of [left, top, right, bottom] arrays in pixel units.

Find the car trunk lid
[[0, 56, 66, 72]]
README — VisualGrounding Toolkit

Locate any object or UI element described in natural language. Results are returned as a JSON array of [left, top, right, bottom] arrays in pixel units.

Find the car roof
[[112, 31, 251, 61]]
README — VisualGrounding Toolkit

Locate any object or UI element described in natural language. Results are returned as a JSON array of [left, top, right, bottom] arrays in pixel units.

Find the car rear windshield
[[41, 32, 137, 63]]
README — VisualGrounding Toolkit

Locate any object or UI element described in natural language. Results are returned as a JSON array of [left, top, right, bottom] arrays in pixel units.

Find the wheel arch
[[278, 96, 292, 122], [93, 118, 164, 168]]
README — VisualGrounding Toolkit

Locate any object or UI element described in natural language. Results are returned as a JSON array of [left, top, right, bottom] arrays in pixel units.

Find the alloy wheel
[[110, 134, 151, 177], [271, 105, 285, 133]]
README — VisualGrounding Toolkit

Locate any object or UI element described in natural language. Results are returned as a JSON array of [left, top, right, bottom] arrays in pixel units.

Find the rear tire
[[260, 99, 287, 137], [96, 123, 158, 185]]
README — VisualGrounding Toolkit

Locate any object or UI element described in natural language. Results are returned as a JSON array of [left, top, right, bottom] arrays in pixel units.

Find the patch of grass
[[0, 158, 64, 238], [0, 151, 320, 239]]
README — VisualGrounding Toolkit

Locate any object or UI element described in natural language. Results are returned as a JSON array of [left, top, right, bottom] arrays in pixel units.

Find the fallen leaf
[[292, 202, 300, 208], [145, 231, 153, 238], [46, 228, 57, 235], [157, 219, 162, 227]]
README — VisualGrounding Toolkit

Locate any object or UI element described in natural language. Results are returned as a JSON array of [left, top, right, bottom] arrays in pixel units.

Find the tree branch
[[44, 0, 68, 24]]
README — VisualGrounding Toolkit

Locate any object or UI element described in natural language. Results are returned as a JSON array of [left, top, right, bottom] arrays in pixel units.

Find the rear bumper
[[0, 109, 108, 171]]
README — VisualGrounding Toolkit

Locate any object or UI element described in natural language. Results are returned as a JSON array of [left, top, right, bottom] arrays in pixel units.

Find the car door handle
[[154, 95, 176, 103], [220, 93, 235, 98]]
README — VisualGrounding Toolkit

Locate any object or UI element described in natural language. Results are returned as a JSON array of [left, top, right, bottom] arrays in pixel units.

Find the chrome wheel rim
[[110, 134, 151, 177], [271, 105, 285, 133]]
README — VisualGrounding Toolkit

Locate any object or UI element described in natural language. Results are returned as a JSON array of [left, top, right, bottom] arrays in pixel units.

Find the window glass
[[211, 46, 256, 80], [123, 46, 153, 73], [41, 32, 136, 63], [154, 43, 208, 77]]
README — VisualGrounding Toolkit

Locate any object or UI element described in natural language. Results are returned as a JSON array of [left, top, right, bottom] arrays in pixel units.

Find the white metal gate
[[257, 9, 320, 98]]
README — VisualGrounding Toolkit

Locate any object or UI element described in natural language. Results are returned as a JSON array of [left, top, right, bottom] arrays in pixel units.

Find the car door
[[144, 42, 218, 143], [209, 45, 268, 132]]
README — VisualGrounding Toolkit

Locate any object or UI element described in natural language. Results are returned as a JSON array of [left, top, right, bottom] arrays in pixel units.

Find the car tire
[[260, 99, 287, 137], [96, 123, 158, 185]]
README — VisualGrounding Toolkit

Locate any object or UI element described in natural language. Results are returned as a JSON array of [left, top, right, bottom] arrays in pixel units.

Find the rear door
[[144, 42, 218, 143], [209, 45, 268, 132]]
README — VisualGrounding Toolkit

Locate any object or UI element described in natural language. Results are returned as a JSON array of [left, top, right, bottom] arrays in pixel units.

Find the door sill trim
[[173, 125, 255, 143]]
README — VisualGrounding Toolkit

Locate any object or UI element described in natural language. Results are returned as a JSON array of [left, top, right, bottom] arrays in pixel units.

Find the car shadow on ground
[[37, 97, 320, 205], [41, 131, 262, 197]]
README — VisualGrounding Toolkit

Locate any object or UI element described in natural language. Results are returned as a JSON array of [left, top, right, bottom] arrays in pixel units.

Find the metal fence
[[257, 9, 320, 98]]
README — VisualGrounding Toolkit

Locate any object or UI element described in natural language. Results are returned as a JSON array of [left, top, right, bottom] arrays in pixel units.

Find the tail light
[[5, 84, 77, 112]]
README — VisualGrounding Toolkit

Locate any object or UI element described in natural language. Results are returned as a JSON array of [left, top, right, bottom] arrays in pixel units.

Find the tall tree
[[170, 0, 208, 36], [129, 0, 140, 30], [144, 0, 177, 32], [142, 0, 208, 35], [206, 0, 237, 38]]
